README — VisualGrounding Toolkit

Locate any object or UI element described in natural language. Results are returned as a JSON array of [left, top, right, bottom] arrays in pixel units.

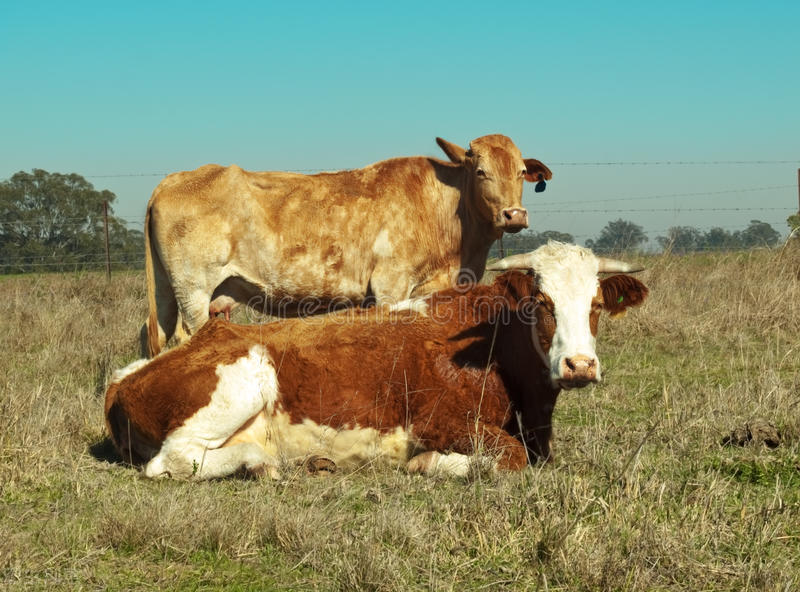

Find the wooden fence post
[[103, 201, 111, 281]]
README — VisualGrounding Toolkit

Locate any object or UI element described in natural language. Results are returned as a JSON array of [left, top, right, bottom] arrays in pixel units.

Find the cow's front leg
[[409, 269, 455, 298], [514, 396, 558, 464], [407, 423, 528, 477], [367, 265, 414, 307]]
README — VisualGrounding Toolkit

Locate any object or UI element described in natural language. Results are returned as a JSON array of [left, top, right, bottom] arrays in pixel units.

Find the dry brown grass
[[1, 247, 799, 591]]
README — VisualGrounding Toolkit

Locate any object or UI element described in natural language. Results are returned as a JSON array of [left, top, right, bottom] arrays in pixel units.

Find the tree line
[[0, 170, 143, 273], [0, 170, 795, 274], [491, 218, 788, 258]]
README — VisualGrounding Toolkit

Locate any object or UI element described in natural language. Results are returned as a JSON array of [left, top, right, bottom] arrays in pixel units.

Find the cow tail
[[144, 204, 161, 357]]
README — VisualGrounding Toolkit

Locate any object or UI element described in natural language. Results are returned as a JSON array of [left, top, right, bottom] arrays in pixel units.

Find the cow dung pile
[[722, 418, 781, 449]]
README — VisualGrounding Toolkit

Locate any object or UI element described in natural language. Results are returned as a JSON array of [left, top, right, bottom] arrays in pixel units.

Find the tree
[[700, 227, 738, 251], [734, 219, 781, 248], [657, 226, 703, 254], [653, 221, 782, 254], [585, 219, 647, 253], [787, 213, 800, 240], [0, 169, 143, 273]]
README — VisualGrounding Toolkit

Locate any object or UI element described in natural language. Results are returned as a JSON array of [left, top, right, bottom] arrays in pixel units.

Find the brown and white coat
[[109, 243, 648, 480]]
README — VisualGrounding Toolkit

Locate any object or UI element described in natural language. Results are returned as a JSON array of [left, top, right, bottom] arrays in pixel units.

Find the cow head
[[488, 242, 648, 389], [436, 134, 552, 236]]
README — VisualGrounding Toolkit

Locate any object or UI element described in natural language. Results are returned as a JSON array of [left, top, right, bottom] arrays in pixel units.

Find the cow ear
[[600, 274, 649, 319], [523, 159, 553, 192], [436, 137, 467, 164]]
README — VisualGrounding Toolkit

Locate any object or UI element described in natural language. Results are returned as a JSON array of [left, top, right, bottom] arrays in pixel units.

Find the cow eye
[[520, 169, 527, 177]]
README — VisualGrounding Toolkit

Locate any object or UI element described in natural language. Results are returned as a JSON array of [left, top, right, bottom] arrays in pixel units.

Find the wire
[[0, 259, 144, 269], [548, 160, 800, 166], [532, 207, 792, 214], [532, 185, 794, 206], [0, 251, 145, 263], [77, 159, 800, 178], [567, 221, 789, 240], [84, 169, 339, 178], [1, 205, 791, 232]]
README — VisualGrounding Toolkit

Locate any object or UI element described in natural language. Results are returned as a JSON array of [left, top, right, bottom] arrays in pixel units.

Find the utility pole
[[103, 201, 111, 281]]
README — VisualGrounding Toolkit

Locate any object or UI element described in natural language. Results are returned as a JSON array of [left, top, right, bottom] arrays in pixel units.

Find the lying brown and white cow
[[142, 134, 552, 357], [109, 243, 647, 480]]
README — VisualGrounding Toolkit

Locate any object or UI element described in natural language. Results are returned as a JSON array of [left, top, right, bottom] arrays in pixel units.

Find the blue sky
[[2, 1, 798, 245]]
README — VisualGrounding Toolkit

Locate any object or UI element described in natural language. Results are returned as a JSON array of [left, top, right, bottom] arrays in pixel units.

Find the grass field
[[1, 247, 799, 591]]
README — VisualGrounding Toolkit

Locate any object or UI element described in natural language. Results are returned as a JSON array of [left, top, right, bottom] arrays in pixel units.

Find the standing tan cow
[[142, 134, 552, 356]]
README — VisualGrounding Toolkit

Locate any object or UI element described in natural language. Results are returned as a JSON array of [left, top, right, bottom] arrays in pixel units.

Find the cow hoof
[[243, 463, 280, 480], [407, 451, 440, 474], [304, 455, 337, 475]]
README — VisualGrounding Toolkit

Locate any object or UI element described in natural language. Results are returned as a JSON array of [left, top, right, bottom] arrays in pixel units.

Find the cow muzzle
[[500, 207, 528, 233], [556, 355, 599, 389]]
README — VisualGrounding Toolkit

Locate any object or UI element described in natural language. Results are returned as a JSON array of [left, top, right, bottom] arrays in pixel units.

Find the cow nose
[[559, 355, 598, 386], [500, 207, 528, 232]]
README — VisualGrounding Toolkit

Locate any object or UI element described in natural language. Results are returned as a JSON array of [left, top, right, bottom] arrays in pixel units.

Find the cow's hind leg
[[178, 272, 260, 336], [145, 344, 281, 480], [367, 265, 414, 307], [176, 288, 214, 339]]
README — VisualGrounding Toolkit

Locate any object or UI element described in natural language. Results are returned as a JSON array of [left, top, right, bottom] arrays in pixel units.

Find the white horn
[[596, 256, 644, 273], [486, 252, 536, 271]]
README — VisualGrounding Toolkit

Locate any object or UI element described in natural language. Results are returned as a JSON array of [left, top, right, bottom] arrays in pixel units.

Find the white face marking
[[527, 243, 602, 386], [144, 345, 279, 479], [371, 228, 393, 258]]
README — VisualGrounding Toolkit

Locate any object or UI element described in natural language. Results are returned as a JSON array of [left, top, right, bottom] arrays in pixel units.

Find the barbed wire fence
[[2, 161, 798, 274]]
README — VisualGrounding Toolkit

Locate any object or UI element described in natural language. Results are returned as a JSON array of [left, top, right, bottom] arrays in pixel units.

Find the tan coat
[[142, 134, 552, 356]]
